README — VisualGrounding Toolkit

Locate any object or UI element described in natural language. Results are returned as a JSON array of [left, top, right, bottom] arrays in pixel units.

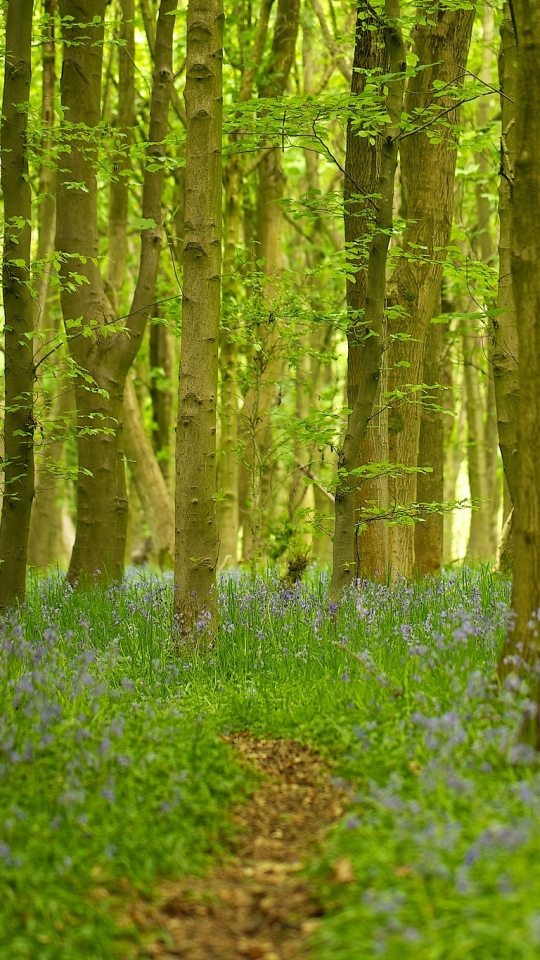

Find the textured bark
[[414, 315, 444, 576], [493, 4, 518, 506], [495, 505, 514, 575], [149, 321, 174, 483], [34, 0, 57, 327], [240, 0, 301, 559], [174, 0, 223, 639], [106, 0, 135, 303], [217, 0, 274, 567], [498, 4, 540, 719], [218, 0, 275, 566], [124, 377, 174, 566], [28, 0, 70, 570], [387, 9, 474, 579], [475, 6, 499, 557], [442, 346, 465, 563], [344, 7, 389, 582], [463, 321, 492, 562], [0, 0, 35, 607], [57, 0, 176, 586], [329, 0, 406, 601]]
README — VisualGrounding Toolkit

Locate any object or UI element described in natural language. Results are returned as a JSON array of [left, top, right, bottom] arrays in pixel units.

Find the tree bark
[[493, 4, 518, 507], [149, 320, 174, 483], [57, 0, 176, 586], [240, 0, 300, 560], [0, 0, 35, 608], [414, 313, 444, 576], [329, 0, 406, 601], [498, 3, 540, 711], [217, 4, 274, 566], [28, 0, 73, 571], [463, 319, 493, 562], [106, 0, 135, 305], [387, 8, 474, 579], [174, 0, 223, 640], [343, 6, 389, 583], [124, 377, 174, 566]]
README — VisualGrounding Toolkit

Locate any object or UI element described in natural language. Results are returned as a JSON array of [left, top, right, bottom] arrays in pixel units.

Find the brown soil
[[124, 733, 348, 960]]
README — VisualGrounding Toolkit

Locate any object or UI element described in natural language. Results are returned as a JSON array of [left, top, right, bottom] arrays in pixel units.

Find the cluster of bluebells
[[0, 589, 247, 957], [3, 564, 532, 959]]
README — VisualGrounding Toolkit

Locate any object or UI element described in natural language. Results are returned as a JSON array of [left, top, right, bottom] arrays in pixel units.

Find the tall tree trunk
[[28, 0, 71, 570], [57, 0, 176, 586], [414, 312, 444, 576], [343, 6, 389, 583], [329, 0, 406, 601], [463, 320, 492, 561], [241, 0, 300, 560], [106, 0, 135, 306], [174, 0, 223, 640], [218, 0, 274, 566], [493, 4, 518, 519], [219, 152, 241, 567], [124, 377, 174, 566], [149, 319, 174, 484], [387, 9, 474, 579], [475, 4, 499, 558], [0, 0, 35, 608], [498, 2, 540, 743], [442, 343, 466, 563]]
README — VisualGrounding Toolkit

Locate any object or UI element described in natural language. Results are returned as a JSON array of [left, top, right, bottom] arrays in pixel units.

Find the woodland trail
[[125, 734, 349, 960]]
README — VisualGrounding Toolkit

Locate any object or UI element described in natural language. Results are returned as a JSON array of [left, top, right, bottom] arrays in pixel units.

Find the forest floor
[[127, 734, 346, 960], [2, 567, 540, 959]]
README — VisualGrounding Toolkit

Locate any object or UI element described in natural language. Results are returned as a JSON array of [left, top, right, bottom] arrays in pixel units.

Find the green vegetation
[[5, 568, 540, 958]]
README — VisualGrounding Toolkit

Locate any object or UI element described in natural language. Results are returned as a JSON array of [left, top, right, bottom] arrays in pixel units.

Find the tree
[[498, 1, 540, 736], [174, 0, 224, 642], [344, 4, 389, 583], [0, 0, 35, 608], [492, 2, 518, 564], [56, 0, 177, 586], [329, 0, 406, 601], [387, 6, 474, 579]]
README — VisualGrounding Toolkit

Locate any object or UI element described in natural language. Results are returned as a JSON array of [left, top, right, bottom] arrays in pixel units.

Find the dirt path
[[126, 734, 348, 960]]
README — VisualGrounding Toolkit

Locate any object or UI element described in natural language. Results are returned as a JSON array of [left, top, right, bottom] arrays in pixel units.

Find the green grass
[[3, 565, 540, 958]]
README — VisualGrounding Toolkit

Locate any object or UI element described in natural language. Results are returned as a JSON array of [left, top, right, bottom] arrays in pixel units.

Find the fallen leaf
[[332, 857, 355, 883], [394, 865, 415, 877]]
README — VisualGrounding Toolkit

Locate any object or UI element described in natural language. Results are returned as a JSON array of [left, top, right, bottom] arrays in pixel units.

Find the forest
[[2, 0, 540, 957]]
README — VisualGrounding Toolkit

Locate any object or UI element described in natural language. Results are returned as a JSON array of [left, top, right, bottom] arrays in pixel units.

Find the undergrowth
[[3, 566, 539, 958]]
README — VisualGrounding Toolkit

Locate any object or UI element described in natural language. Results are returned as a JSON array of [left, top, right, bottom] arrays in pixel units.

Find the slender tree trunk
[[329, 0, 406, 601], [149, 320, 174, 484], [219, 148, 243, 567], [463, 321, 492, 562], [0, 0, 35, 608], [174, 0, 223, 641], [498, 4, 540, 720], [124, 377, 174, 566], [387, 9, 474, 579], [28, 0, 71, 570], [475, 5, 499, 558], [57, 0, 176, 586], [493, 4, 518, 522], [218, 0, 274, 566], [241, 0, 300, 560], [343, 7, 388, 583], [106, 0, 135, 306], [442, 346, 466, 563], [414, 312, 444, 576]]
